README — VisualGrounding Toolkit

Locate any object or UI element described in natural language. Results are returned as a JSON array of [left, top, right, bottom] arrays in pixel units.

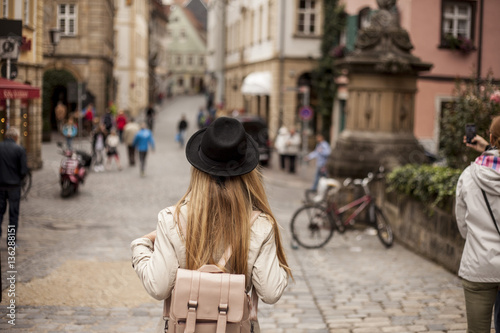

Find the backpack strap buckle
[[218, 304, 228, 314], [187, 300, 198, 309]]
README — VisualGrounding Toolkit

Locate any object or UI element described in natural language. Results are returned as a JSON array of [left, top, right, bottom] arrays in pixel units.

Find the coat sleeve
[[20, 148, 28, 179], [290, 134, 301, 146], [131, 215, 179, 301], [319, 142, 331, 157], [455, 171, 468, 239], [251, 228, 288, 304]]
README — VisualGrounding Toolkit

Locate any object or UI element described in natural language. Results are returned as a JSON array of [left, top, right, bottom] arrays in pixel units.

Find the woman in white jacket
[[131, 117, 292, 332], [456, 116, 500, 333], [274, 126, 289, 171]]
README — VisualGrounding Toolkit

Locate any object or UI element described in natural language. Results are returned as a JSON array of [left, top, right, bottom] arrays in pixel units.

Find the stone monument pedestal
[[330, 73, 427, 177], [328, 0, 432, 178]]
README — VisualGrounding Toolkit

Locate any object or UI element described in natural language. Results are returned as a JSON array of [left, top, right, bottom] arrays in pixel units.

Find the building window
[[187, 55, 193, 65], [297, 0, 318, 35], [258, 5, 263, 43], [2, 0, 8, 18], [58, 4, 78, 36], [199, 56, 204, 66], [267, 1, 272, 40], [176, 55, 182, 65], [441, 1, 474, 43], [180, 29, 186, 40], [24, 0, 30, 25]]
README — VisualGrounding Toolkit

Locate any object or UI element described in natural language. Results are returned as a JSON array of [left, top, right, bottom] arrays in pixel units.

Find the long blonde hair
[[175, 167, 292, 279]]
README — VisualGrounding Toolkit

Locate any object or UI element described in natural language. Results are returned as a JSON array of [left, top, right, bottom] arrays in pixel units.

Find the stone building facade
[[114, 0, 149, 117], [0, 1, 45, 169], [165, 0, 207, 97], [43, 0, 115, 133], [149, 0, 169, 105], [210, 0, 322, 139]]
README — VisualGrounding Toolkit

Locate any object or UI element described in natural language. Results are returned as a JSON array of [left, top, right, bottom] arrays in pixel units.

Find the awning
[[0, 78, 40, 99], [241, 71, 272, 95]]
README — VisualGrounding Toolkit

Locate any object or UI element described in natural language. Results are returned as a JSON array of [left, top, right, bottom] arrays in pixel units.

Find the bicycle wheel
[[290, 204, 335, 249], [373, 205, 394, 248], [21, 171, 32, 200]]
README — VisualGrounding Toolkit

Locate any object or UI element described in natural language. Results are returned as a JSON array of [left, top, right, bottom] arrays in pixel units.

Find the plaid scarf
[[475, 149, 500, 173]]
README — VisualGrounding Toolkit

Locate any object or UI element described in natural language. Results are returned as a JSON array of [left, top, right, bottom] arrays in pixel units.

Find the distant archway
[[42, 69, 77, 135]]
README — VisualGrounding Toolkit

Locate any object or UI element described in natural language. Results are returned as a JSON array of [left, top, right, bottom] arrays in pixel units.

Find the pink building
[[336, 0, 500, 154]]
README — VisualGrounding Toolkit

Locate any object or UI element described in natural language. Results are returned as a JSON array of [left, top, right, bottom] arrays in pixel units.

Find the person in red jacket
[[116, 110, 128, 142]]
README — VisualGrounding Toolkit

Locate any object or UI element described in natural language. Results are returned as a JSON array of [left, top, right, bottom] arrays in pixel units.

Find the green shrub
[[386, 164, 462, 211]]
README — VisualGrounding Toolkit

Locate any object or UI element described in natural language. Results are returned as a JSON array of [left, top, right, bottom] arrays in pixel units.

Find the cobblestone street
[[0, 95, 479, 332]]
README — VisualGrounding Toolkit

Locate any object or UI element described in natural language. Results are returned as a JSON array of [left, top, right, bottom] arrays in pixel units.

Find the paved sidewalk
[[0, 95, 484, 332]]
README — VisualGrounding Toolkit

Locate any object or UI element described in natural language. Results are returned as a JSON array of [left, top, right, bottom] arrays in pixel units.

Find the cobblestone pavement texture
[[0, 95, 486, 332]]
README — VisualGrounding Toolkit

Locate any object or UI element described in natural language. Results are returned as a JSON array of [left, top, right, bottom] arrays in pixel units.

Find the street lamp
[[49, 28, 61, 55]]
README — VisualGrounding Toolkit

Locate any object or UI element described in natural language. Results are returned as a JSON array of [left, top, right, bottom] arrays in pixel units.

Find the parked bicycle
[[290, 170, 394, 249], [21, 169, 32, 200]]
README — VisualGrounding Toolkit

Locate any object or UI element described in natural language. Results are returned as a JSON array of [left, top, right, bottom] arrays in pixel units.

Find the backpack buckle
[[187, 300, 198, 309], [218, 304, 228, 314]]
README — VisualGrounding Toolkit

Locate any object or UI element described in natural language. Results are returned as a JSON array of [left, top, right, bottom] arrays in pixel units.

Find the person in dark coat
[[0, 128, 28, 246], [177, 115, 188, 147]]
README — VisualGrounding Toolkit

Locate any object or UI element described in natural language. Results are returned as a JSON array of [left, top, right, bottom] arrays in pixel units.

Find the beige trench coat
[[131, 204, 289, 332]]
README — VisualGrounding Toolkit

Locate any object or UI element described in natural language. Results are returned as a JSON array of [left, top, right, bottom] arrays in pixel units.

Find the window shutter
[[346, 15, 358, 52]]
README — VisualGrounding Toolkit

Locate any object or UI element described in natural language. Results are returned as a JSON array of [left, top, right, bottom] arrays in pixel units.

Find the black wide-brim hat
[[185, 117, 260, 177]]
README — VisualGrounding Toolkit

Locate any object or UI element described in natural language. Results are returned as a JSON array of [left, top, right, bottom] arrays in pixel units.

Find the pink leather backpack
[[163, 208, 260, 333]]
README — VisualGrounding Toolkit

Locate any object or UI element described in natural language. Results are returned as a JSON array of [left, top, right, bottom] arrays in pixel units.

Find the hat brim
[[185, 128, 260, 177]]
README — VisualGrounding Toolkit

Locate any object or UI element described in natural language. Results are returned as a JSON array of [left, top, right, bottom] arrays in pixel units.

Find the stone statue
[[376, 0, 396, 10], [350, 0, 425, 73], [330, 0, 433, 178]]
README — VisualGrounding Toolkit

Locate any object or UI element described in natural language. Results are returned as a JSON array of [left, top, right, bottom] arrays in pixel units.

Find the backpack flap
[[170, 268, 247, 323]]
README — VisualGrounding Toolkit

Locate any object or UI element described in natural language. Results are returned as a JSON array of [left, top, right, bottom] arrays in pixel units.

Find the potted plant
[[443, 34, 474, 55], [330, 44, 347, 59]]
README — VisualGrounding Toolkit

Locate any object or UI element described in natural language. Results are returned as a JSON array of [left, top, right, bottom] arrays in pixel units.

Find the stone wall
[[380, 186, 465, 274]]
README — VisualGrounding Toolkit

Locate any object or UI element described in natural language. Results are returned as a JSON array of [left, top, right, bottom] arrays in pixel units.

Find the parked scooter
[[57, 142, 89, 197]]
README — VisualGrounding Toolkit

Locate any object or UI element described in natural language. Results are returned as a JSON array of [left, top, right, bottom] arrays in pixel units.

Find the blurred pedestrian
[[456, 116, 500, 333], [123, 117, 140, 167], [0, 128, 28, 246], [133, 123, 155, 177], [92, 124, 107, 172], [102, 108, 114, 133], [197, 107, 206, 129], [176, 114, 188, 147], [55, 101, 67, 132], [286, 127, 301, 174], [62, 118, 77, 150], [83, 103, 95, 134], [116, 110, 128, 142], [145, 103, 156, 131], [304, 134, 331, 192], [105, 129, 122, 171], [274, 126, 289, 171]]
